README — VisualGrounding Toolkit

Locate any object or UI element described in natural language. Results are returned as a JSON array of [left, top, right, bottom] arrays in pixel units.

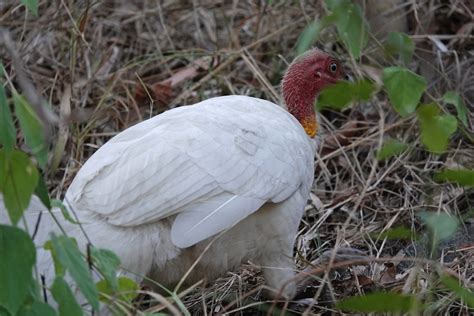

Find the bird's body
[[64, 95, 315, 296], [1, 49, 345, 306], [5, 95, 315, 298]]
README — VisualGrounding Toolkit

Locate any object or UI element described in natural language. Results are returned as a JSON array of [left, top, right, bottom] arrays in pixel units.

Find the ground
[[1, 0, 473, 314]]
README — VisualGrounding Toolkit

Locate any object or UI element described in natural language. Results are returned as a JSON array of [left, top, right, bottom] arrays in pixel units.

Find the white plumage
[[3, 95, 315, 301], [67, 96, 314, 234]]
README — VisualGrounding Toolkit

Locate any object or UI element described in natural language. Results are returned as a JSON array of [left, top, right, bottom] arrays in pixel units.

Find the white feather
[[65, 96, 315, 242], [171, 193, 265, 248]]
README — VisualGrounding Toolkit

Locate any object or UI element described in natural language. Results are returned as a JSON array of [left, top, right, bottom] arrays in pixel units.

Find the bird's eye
[[329, 62, 338, 73]]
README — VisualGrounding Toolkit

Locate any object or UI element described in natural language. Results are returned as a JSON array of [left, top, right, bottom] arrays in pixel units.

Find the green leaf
[[336, 292, 419, 313], [0, 149, 39, 225], [441, 275, 474, 308], [417, 103, 457, 153], [351, 79, 376, 100], [17, 301, 56, 316], [418, 212, 459, 244], [318, 79, 376, 110], [34, 173, 51, 210], [0, 306, 9, 316], [0, 84, 15, 154], [0, 225, 36, 315], [51, 276, 83, 316], [376, 138, 409, 161], [325, 0, 369, 58], [443, 91, 468, 127], [51, 199, 79, 224], [96, 277, 139, 304], [384, 32, 415, 65], [21, 0, 38, 16], [434, 169, 474, 187], [44, 240, 65, 277], [13, 93, 48, 168], [325, 0, 338, 10], [296, 21, 322, 56], [382, 67, 427, 117], [91, 248, 120, 291], [374, 226, 417, 240], [318, 81, 352, 109], [50, 234, 99, 311]]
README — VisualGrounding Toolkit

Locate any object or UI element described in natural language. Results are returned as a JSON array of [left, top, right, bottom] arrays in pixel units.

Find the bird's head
[[281, 49, 344, 138]]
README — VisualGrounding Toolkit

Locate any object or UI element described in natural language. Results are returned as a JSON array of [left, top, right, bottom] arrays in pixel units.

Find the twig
[[50, 84, 71, 175], [169, 19, 304, 107]]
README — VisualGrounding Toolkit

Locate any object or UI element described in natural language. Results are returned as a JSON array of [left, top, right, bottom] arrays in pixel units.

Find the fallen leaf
[[379, 263, 397, 285], [357, 274, 375, 287], [151, 82, 172, 106], [133, 56, 217, 108]]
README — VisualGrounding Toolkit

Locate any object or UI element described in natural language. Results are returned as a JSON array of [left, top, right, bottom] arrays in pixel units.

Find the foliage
[[13, 93, 48, 168], [373, 225, 417, 241], [443, 91, 468, 127], [418, 212, 459, 250], [51, 199, 79, 224], [297, 0, 368, 58], [49, 235, 99, 311], [21, 0, 38, 16], [440, 275, 474, 308], [297, 21, 322, 56], [376, 138, 409, 161], [51, 277, 83, 316], [17, 302, 56, 316], [0, 84, 15, 155], [0, 225, 36, 315], [0, 150, 39, 225], [336, 292, 421, 313], [90, 248, 121, 291], [382, 66, 427, 117], [317, 79, 376, 110], [434, 169, 474, 187], [34, 175, 51, 210], [384, 31, 415, 65], [417, 103, 457, 153], [325, 0, 369, 58], [96, 277, 139, 305]]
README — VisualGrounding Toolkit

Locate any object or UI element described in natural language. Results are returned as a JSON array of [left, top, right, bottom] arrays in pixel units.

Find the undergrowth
[[0, 0, 473, 315]]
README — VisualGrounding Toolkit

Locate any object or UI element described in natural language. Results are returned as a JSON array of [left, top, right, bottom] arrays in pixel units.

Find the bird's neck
[[283, 86, 318, 138]]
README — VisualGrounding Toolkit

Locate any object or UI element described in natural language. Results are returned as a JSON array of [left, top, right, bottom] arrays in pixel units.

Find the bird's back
[[65, 95, 315, 236], [1, 95, 317, 304]]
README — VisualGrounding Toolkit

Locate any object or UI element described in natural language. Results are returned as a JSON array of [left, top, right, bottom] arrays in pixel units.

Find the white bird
[[2, 49, 344, 304]]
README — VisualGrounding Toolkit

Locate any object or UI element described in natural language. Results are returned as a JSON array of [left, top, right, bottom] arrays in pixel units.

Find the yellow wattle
[[300, 114, 318, 138]]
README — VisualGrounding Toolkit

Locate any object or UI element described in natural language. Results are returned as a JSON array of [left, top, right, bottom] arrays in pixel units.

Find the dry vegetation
[[1, 0, 473, 314]]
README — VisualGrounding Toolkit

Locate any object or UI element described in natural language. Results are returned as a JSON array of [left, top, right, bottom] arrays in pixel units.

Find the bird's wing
[[66, 96, 315, 247]]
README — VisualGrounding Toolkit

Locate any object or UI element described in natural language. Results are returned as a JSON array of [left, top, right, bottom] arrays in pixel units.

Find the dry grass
[[1, 0, 473, 314]]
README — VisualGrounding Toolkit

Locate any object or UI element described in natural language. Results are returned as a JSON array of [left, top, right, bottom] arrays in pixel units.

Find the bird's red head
[[281, 49, 344, 137]]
